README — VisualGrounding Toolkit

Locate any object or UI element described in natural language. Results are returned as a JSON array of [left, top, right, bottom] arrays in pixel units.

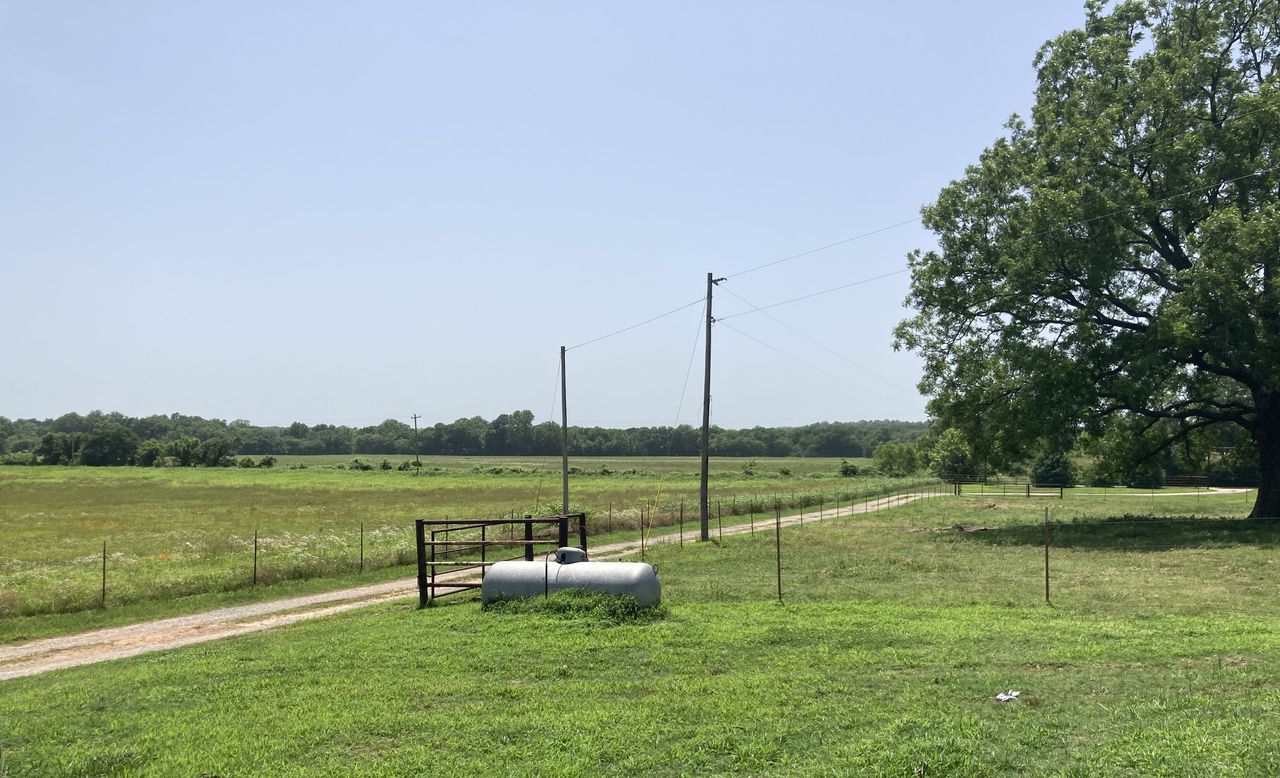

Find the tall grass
[[0, 457, 898, 618]]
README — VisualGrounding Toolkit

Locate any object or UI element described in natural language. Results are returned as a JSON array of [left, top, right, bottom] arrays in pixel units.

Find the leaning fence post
[[1043, 507, 1051, 604]]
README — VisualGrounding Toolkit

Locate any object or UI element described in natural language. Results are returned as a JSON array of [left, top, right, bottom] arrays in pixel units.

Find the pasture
[[1, 456, 915, 634], [2, 485, 1278, 775]]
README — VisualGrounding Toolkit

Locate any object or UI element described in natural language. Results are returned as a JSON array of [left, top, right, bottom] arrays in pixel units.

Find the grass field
[[1, 487, 1277, 775], [0, 456, 915, 624]]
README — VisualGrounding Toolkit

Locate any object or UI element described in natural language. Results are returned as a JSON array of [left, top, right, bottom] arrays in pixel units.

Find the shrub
[[237, 457, 256, 468], [839, 459, 860, 477], [1125, 460, 1164, 489], [1030, 451, 1076, 487], [257, 456, 277, 468], [349, 459, 374, 471]]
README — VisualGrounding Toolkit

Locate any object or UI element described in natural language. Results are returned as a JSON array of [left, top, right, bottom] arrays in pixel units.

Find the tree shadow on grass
[[947, 515, 1280, 551]]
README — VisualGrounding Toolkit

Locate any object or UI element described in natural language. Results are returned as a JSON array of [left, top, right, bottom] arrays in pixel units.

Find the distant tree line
[[0, 411, 928, 467]]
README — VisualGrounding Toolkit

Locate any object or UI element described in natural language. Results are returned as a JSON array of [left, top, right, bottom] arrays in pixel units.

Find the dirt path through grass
[[0, 487, 1253, 680], [0, 493, 935, 680]]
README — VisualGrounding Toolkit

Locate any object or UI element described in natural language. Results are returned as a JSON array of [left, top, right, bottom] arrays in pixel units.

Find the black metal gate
[[414, 513, 587, 607]]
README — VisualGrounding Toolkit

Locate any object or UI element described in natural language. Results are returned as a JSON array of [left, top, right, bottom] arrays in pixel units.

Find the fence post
[[558, 514, 569, 549], [359, 522, 364, 573], [101, 541, 107, 608], [679, 500, 684, 547], [775, 502, 783, 603], [1043, 507, 1051, 604], [578, 514, 588, 556], [717, 499, 723, 541], [480, 524, 486, 580], [524, 515, 534, 561], [415, 519, 428, 609], [253, 530, 259, 586]]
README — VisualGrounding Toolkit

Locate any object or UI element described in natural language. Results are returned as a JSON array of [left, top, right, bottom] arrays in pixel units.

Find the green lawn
[[2, 490, 1278, 775]]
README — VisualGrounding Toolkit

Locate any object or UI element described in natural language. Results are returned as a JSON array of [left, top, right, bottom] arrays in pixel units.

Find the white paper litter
[[995, 690, 1021, 702]]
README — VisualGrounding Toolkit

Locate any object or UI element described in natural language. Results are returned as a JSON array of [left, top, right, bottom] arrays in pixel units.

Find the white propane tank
[[481, 548, 661, 607]]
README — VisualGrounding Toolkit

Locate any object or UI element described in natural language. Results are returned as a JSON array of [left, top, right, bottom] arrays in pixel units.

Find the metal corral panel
[[481, 558, 661, 608]]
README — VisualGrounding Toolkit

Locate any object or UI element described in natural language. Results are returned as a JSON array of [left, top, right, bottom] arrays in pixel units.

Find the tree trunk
[[1251, 397, 1280, 519]]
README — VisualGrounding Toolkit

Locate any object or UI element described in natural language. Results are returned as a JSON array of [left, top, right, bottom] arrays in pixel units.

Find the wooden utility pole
[[411, 413, 422, 474], [700, 272, 724, 541], [561, 345, 570, 516]]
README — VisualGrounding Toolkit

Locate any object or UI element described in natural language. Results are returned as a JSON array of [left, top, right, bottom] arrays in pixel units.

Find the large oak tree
[[896, 0, 1280, 516]]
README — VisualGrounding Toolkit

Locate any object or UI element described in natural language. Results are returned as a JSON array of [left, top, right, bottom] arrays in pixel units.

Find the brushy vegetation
[[2, 488, 1279, 775]]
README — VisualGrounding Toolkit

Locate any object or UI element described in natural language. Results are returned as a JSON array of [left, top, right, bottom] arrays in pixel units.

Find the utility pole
[[700, 272, 724, 541], [411, 413, 421, 474], [561, 345, 570, 516]]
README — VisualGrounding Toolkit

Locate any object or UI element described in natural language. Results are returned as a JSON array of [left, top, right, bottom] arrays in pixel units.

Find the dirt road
[[0, 493, 935, 681], [0, 487, 1251, 680]]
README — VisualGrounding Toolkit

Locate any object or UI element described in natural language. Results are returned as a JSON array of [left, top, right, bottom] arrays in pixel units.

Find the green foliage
[[1126, 460, 1166, 490], [1, 411, 927, 462], [927, 428, 973, 478], [1030, 450, 1076, 487], [838, 459, 860, 477], [895, 0, 1280, 516], [33, 432, 79, 465], [237, 457, 257, 468], [257, 455, 277, 469], [79, 425, 140, 466], [171, 436, 199, 467], [873, 441, 919, 477], [135, 439, 165, 468]]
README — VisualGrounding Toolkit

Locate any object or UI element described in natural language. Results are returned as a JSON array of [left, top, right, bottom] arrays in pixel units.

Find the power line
[[717, 320, 908, 407], [719, 162, 1280, 321], [718, 284, 912, 393], [718, 96, 1280, 284], [565, 103, 1280, 366], [671, 299, 707, 428], [566, 297, 704, 352], [718, 269, 909, 321], [724, 217, 922, 280]]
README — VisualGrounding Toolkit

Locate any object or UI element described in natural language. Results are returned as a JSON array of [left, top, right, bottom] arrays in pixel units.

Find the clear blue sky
[[2, 1, 1086, 429]]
